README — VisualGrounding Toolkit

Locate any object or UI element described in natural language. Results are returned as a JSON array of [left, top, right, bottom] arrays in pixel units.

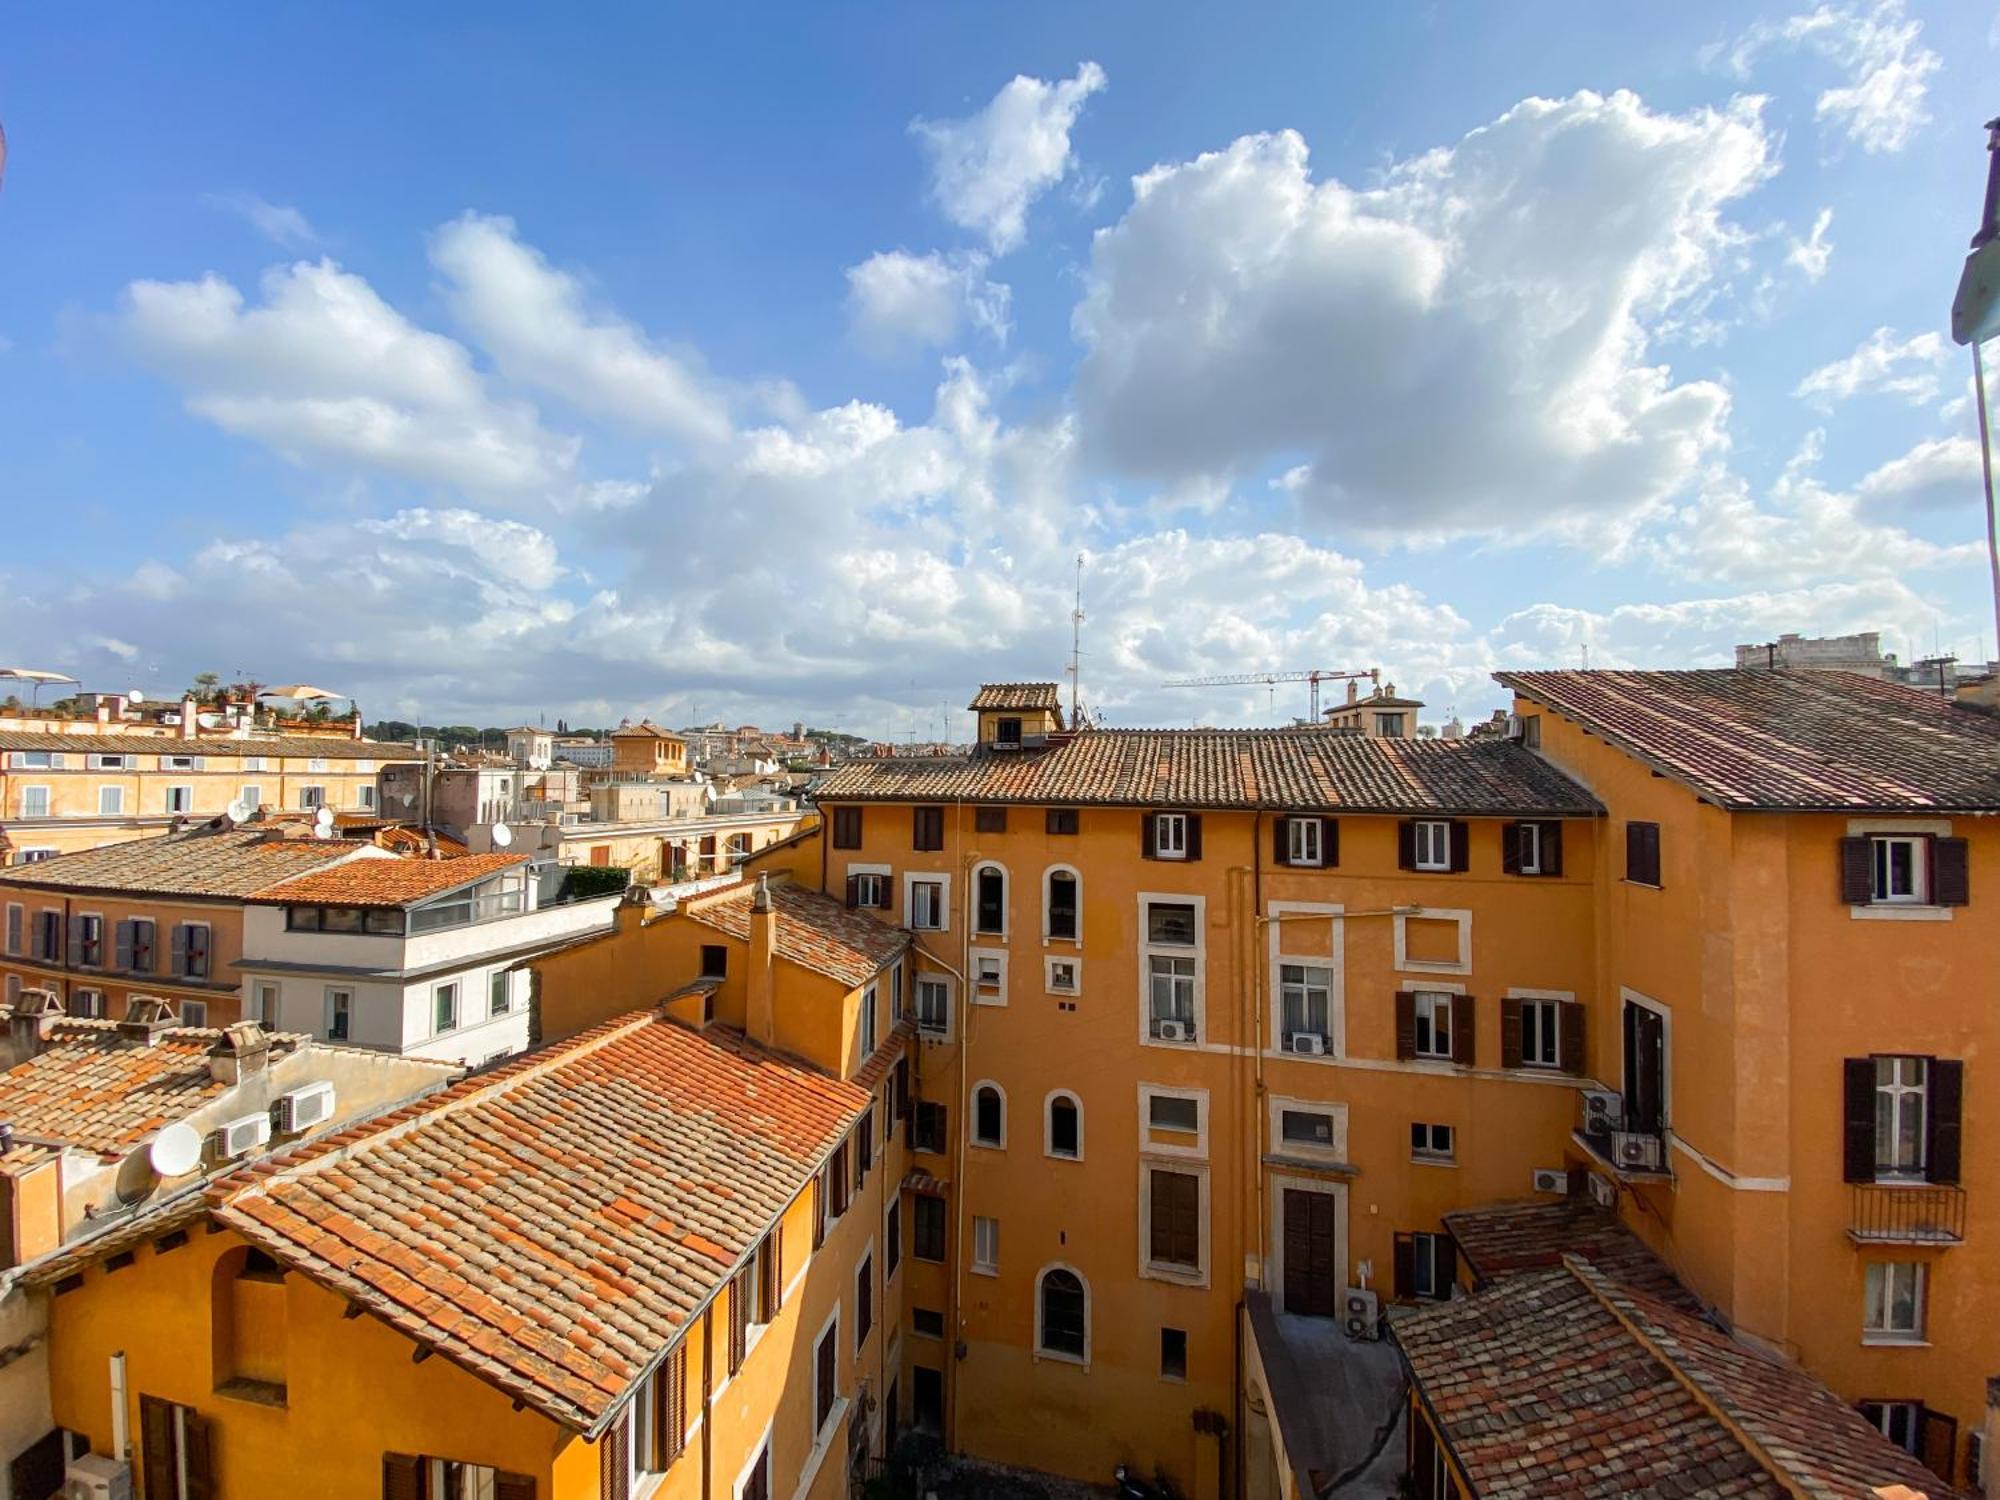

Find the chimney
[[95, 699, 112, 726], [615, 883, 650, 936], [747, 874, 778, 1047], [207, 1022, 272, 1085], [1345, 680, 1359, 707], [180, 697, 199, 740], [118, 995, 180, 1046], [6, 988, 63, 1065]]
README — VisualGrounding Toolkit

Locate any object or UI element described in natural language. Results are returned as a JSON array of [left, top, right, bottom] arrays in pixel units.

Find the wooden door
[[1282, 1189, 1337, 1317]]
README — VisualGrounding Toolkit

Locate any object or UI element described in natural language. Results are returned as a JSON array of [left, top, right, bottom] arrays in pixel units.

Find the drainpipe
[[946, 796, 972, 1458], [110, 1351, 129, 1459], [699, 1303, 713, 1500]]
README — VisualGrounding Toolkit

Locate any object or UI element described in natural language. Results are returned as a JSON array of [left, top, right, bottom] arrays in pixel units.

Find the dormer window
[[997, 717, 1023, 746]]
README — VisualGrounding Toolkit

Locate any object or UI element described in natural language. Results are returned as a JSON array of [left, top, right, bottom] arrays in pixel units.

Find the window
[[1412, 820, 1449, 872], [239, 784, 263, 810], [1626, 821, 1662, 887], [886, 1198, 901, 1278], [1400, 1231, 1455, 1300], [1864, 1262, 1926, 1342], [1046, 956, 1080, 994], [1520, 999, 1560, 1068], [18, 785, 50, 818], [847, 871, 887, 910], [1279, 964, 1332, 1044], [1152, 812, 1189, 859], [172, 923, 210, 980], [972, 952, 1003, 997], [995, 717, 1023, 746], [433, 983, 459, 1033], [89, 753, 132, 771], [913, 806, 944, 851], [737, 1444, 771, 1500], [975, 805, 1007, 832], [299, 786, 325, 811], [912, 1193, 947, 1261], [912, 1306, 944, 1338], [974, 865, 1006, 934], [1375, 712, 1407, 737], [909, 879, 946, 931], [1149, 1094, 1200, 1134], [914, 1101, 947, 1154], [1872, 836, 1927, 903], [1862, 1401, 1924, 1457], [859, 984, 878, 1056], [75, 914, 103, 967], [1873, 1056, 1928, 1178], [1160, 1328, 1188, 1381], [1281, 1108, 1335, 1149], [33, 908, 62, 962], [631, 1347, 687, 1478], [1286, 818, 1323, 867], [856, 1253, 874, 1348], [1504, 820, 1562, 877], [1047, 1094, 1081, 1159], [1036, 1268, 1086, 1360], [1045, 869, 1079, 940], [1411, 1123, 1455, 1161], [1046, 808, 1079, 835], [813, 1313, 839, 1438], [1147, 1169, 1201, 1271], [140, 1396, 215, 1500], [1148, 956, 1196, 1037], [355, 785, 377, 812], [1412, 991, 1452, 1060], [180, 1000, 208, 1028], [700, 944, 728, 979], [12, 751, 55, 768], [3, 902, 17, 956], [325, 987, 352, 1041], [1843, 833, 1969, 908], [915, 977, 951, 1037], [1147, 902, 1196, 945], [98, 785, 125, 816], [71, 988, 105, 1019], [165, 785, 194, 814], [972, 1084, 1004, 1147], [831, 806, 863, 849], [251, 982, 279, 1028], [489, 971, 510, 1017], [972, 1215, 999, 1273]]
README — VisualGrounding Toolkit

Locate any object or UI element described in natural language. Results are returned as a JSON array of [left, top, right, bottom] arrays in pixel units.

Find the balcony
[[1848, 1182, 1965, 1245]]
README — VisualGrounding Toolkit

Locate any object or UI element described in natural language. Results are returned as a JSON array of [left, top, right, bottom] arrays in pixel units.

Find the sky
[[1, 2, 1996, 738]]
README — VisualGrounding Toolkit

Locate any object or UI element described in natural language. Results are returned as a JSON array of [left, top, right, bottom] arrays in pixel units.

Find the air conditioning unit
[[274, 1080, 336, 1134], [1531, 1168, 1569, 1195], [1343, 1287, 1381, 1341], [64, 1455, 134, 1500], [1612, 1130, 1664, 1172], [1156, 1019, 1189, 1043], [1288, 1032, 1326, 1056], [215, 1112, 272, 1159], [1586, 1172, 1617, 1211], [1580, 1089, 1623, 1132], [1505, 713, 1524, 740]]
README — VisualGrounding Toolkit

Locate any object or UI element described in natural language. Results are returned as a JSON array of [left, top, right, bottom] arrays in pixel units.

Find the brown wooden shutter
[[182, 1410, 215, 1500], [1933, 838, 1970, 906], [844, 875, 860, 910], [1500, 998, 1523, 1069], [601, 1413, 630, 1500], [1392, 1233, 1415, 1299], [1919, 1408, 1958, 1484], [1927, 1059, 1964, 1184], [1323, 818, 1339, 867], [662, 1344, 687, 1464], [1185, 814, 1203, 861], [1451, 994, 1476, 1066], [1394, 991, 1416, 1061], [1501, 824, 1522, 875], [728, 1271, 750, 1373], [495, 1473, 536, 1500], [811, 1173, 825, 1250], [761, 1226, 784, 1322], [1842, 1057, 1876, 1183], [1838, 837, 1873, 904], [1397, 820, 1416, 870], [1273, 817, 1292, 866], [140, 1396, 175, 1500], [1448, 820, 1469, 873], [382, 1452, 424, 1500], [1140, 814, 1157, 859], [1559, 1000, 1586, 1075], [1438, 1236, 1459, 1295]]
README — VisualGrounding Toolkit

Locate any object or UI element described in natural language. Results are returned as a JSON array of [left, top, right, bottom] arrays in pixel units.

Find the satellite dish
[[314, 806, 335, 830], [490, 823, 513, 848], [149, 1122, 203, 1178], [127, 688, 145, 705], [399, 792, 417, 809]]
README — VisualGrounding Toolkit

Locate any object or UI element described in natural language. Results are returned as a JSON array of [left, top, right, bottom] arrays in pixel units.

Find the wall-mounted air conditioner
[[1587, 1172, 1618, 1211], [1612, 1130, 1664, 1172], [1580, 1089, 1623, 1132], [1156, 1019, 1189, 1043], [1343, 1287, 1380, 1341], [1531, 1168, 1569, 1195], [274, 1080, 336, 1134], [215, 1113, 271, 1159], [64, 1454, 134, 1500], [1288, 1032, 1325, 1056]]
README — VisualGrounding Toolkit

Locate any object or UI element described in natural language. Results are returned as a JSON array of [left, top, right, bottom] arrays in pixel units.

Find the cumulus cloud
[[1713, 0, 1939, 153], [844, 249, 1011, 355], [1786, 207, 1834, 280], [912, 62, 1106, 254], [1795, 326, 1949, 406], [206, 192, 320, 250], [1854, 436, 1983, 511], [1075, 91, 1770, 540]]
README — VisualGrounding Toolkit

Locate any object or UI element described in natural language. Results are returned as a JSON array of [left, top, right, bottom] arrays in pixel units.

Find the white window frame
[[971, 1215, 1000, 1276], [858, 982, 878, 1057], [969, 947, 1007, 1006], [1044, 1090, 1084, 1161], [1412, 990, 1455, 1061], [1392, 907, 1472, 975], [1620, 987, 1674, 1134], [298, 785, 326, 811], [1032, 1262, 1091, 1366], [17, 784, 50, 819], [1863, 1261, 1927, 1344], [850, 868, 889, 910], [1412, 819, 1451, 871], [489, 969, 512, 1018], [1518, 821, 1544, 875], [1268, 1094, 1348, 1163], [325, 985, 353, 1041], [1044, 954, 1081, 996], [1042, 863, 1083, 943], [810, 1303, 843, 1445], [970, 1080, 1007, 1150], [914, 973, 954, 1041], [1138, 1083, 1209, 1159], [1286, 818, 1323, 867], [179, 999, 208, 1028], [903, 872, 950, 933], [97, 785, 125, 816], [307, 757, 329, 774], [71, 988, 105, 1020], [1410, 1231, 1453, 1299], [164, 784, 195, 815], [433, 981, 460, 1034], [1138, 892, 1205, 1047], [970, 860, 1009, 938], [244, 756, 272, 773], [1266, 901, 1344, 1058], [1519, 996, 1561, 1069], [87, 753, 131, 771], [1411, 1122, 1456, 1162], [239, 783, 263, 810], [1873, 1055, 1929, 1180], [1153, 812, 1189, 860], [251, 981, 280, 1028], [1138, 1159, 1210, 1286], [732, 1422, 775, 1500], [1870, 835, 1929, 905], [355, 785, 377, 812]]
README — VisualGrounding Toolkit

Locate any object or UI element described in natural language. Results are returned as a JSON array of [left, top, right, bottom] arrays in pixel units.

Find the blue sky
[[1, 2, 1994, 735]]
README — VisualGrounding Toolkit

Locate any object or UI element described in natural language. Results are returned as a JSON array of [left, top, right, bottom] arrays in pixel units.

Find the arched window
[[213, 1244, 289, 1398], [1036, 1266, 1088, 1361], [973, 1082, 1006, 1147], [1046, 1092, 1082, 1160], [1045, 867, 1080, 941], [974, 863, 1007, 936]]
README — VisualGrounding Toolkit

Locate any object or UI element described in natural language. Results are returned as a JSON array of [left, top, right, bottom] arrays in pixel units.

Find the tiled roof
[[611, 720, 681, 739], [213, 1013, 869, 1432], [684, 881, 912, 988], [1401, 1209, 1960, 1499], [0, 828, 371, 899], [968, 682, 1062, 712], [1496, 669, 2000, 812], [247, 852, 528, 908], [0, 1021, 306, 1156], [0, 730, 410, 761], [816, 729, 1600, 816]]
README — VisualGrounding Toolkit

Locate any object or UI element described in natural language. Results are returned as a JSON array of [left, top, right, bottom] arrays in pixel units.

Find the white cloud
[[1854, 435, 1983, 510], [1795, 326, 1949, 406], [1075, 91, 1769, 540], [1785, 207, 1834, 280], [428, 213, 735, 448], [207, 192, 320, 250], [912, 62, 1106, 254], [1714, 1, 1939, 153], [844, 249, 1011, 355]]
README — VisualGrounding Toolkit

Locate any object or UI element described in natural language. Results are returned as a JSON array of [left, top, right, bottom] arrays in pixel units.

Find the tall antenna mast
[[1067, 553, 1085, 727]]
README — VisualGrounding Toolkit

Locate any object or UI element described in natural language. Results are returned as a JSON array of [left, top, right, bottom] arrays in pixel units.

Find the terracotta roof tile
[[817, 729, 1599, 816], [684, 882, 912, 988], [1497, 669, 2000, 811], [212, 1013, 870, 1433], [247, 852, 529, 908], [0, 828, 372, 899], [1444, 1198, 1696, 1309], [967, 682, 1062, 712]]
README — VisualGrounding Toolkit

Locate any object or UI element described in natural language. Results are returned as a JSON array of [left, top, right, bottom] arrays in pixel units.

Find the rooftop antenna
[[1067, 553, 1085, 728]]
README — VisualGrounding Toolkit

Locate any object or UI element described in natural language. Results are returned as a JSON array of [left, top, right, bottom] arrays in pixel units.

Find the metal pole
[[1975, 339, 2000, 667]]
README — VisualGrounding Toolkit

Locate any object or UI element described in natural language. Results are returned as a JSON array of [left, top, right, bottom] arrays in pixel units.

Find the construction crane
[[1161, 667, 1379, 721]]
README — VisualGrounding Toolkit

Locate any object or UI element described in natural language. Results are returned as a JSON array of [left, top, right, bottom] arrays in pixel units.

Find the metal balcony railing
[[1849, 1182, 1966, 1245]]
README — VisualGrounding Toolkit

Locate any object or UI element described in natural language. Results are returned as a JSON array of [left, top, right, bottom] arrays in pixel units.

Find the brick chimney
[[747, 874, 777, 1047], [6, 988, 63, 1066], [207, 1021, 272, 1085]]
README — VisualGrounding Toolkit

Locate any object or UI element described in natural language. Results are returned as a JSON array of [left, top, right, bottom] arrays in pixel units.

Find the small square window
[[1411, 1122, 1454, 1160], [1046, 808, 1079, 835], [1160, 1327, 1188, 1381], [1280, 1108, 1334, 1148], [1047, 958, 1079, 994], [972, 1215, 999, 1274], [1154, 813, 1189, 859], [1413, 992, 1453, 1059], [1285, 818, 1322, 866], [1412, 820, 1450, 872], [700, 944, 728, 979], [975, 806, 1007, 833], [1863, 1261, 1925, 1341], [913, 1306, 945, 1338], [1148, 1094, 1200, 1134]]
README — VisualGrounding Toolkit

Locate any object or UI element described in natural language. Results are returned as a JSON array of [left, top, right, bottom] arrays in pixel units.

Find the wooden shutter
[[1323, 818, 1339, 868], [1447, 820, 1469, 873], [1149, 1170, 1198, 1265], [1140, 814, 1158, 859], [728, 1271, 749, 1373], [1933, 838, 1970, 906], [844, 875, 860, 909], [1437, 1236, 1460, 1295], [182, 1409, 214, 1500], [1185, 814, 1203, 861], [1927, 1059, 1964, 1185], [1559, 1000, 1587, 1075], [115, 920, 134, 971], [1541, 822, 1563, 877], [382, 1452, 424, 1500], [1838, 837, 1873, 904], [1501, 824, 1522, 875], [1394, 990, 1417, 1061], [832, 1145, 849, 1216], [975, 806, 1006, 833], [140, 1396, 175, 1500], [495, 1473, 536, 1500], [1273, 817, 1292, 867], [1500, 998, 1523, 1069], [170, 923, 189, 975], [67, 917, 84, 966], [1392, 1233, 1415, 1300], [661, 1345, 687, 1465], [762, 1226, 784, 1322], [811, 1173, 825, 1250], [601, 1413, 630, 1500], [1451, 994, 1476, 1066], [1397, 820, 1416, 870], [1842, 1057, 1876, 1183], [1919, 1408, 1959, 1484]]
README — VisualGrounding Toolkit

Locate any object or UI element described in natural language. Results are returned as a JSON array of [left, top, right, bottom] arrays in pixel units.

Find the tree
[[189, 671, 222, 705]]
